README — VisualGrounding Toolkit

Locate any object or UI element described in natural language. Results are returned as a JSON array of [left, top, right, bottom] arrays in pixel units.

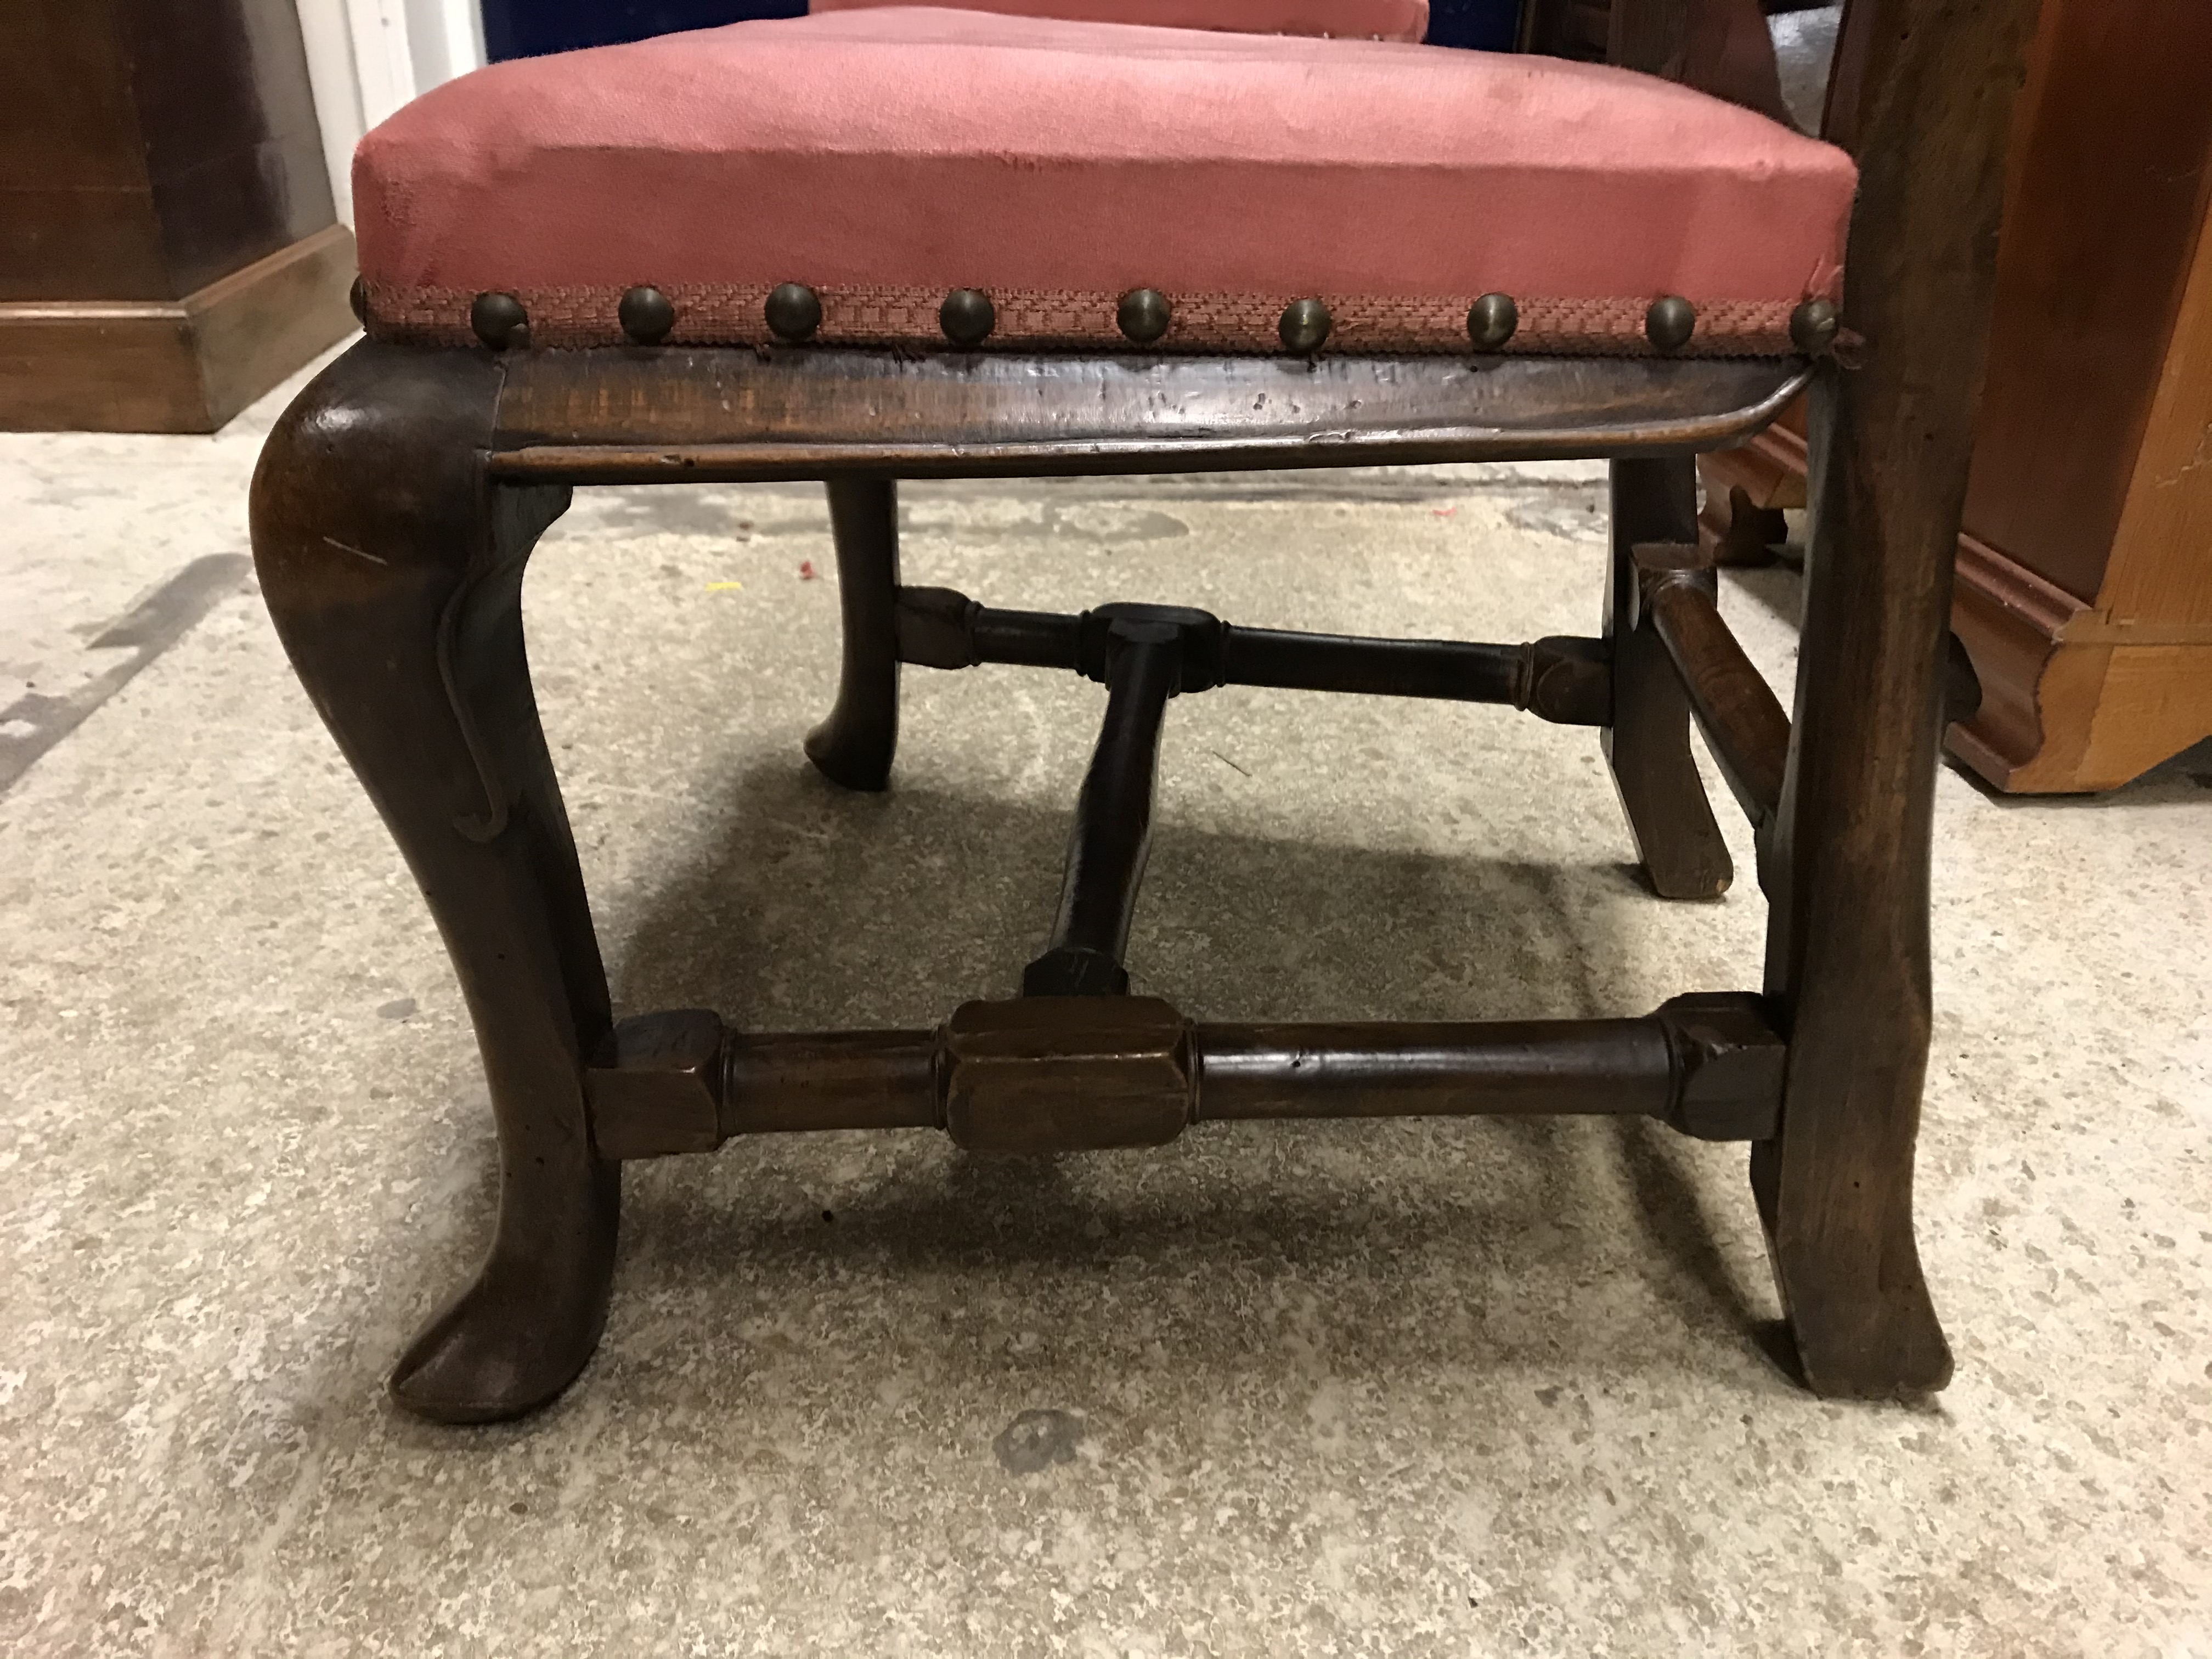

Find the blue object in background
[[484, 0, 1522, 61], [1424, 0, 1522, 51], [486, 1, 802, 60]]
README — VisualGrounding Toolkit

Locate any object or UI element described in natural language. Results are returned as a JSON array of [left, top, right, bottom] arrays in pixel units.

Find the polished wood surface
[[1960, 0, 2212, 603], [253, 344, 619, 1424], [893, 583, 1612, 721], [249, 0, 2032, 1419], [803, 476, 902, 789], [490, 351, 1811, 482], [2, 0, 333, 302], [2, 0, 353, 430], [580, 995, 1789, 1158], [0, 223, 357, 432]]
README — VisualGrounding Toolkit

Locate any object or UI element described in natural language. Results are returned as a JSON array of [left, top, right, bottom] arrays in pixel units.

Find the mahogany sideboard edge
[[1699, 0, 2212, 793], [0, 0, 358, 432]]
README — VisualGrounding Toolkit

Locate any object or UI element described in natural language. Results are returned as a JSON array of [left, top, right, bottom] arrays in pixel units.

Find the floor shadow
[[609, 757, 1641, 1029], [1720, 562, 1804, 631], [558, 753, 1785, 1387]]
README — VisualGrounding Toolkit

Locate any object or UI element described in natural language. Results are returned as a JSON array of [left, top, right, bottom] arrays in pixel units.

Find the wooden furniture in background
[[1, 0, 358, 432], [1697, 0, 2212, 792]]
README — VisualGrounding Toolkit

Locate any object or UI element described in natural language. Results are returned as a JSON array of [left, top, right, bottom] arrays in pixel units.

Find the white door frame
[[294, 0, 486, 222]]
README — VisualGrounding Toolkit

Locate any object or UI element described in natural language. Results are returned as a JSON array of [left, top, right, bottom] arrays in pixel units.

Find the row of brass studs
[[459, 283, 1842, 357]]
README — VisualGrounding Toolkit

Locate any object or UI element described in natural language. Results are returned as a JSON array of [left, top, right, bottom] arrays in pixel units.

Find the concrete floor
[[2, 348, 2208, 1657]]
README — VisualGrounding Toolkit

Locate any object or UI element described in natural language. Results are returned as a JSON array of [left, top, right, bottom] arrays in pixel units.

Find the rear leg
[[1602, 456, 1735, 899], [805, 476, 901, 790]]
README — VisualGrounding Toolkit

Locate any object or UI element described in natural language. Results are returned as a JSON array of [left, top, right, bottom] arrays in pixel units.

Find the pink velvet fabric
[[811, 0, 1430, 44], [354, 7, 1853, 311]]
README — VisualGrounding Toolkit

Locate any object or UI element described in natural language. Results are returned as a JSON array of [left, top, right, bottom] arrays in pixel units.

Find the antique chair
[[251, 0, 2038, 1422]]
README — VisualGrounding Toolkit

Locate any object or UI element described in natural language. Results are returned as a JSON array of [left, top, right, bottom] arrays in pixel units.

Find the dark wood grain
[[1523, 0, 1791, 120], [1601, 459, 1734, 899], [2, 222, 357, 432], [723, 1030, 940, 1136], [1022, 619, 1183, 997], [2, 0, 334, 302], [1611, 0, 1791, 120], [804, 476, 902, 790], [1754, 0, 2042, 1398], [945, 998, 1193, 1153], [1639, 552, 1791, 831], [490, 351, 1810, 483], [580, 995, 1788, 1156], [251, 342, 619, 1424], [893, 583, 1613, 723], [1956, 0, 2212, 603]]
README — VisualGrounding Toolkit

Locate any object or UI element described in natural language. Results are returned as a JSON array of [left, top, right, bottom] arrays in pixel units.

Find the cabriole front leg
[[251, 342, 619, 1423]]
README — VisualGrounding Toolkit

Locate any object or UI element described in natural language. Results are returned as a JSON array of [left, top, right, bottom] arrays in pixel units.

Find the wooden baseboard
[[0, 223, 357, 433], [1948, 532, 2212, 791]]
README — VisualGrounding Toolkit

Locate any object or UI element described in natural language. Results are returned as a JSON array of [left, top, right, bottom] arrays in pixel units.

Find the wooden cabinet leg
[[1602, 456, 1735, 899], [252, 341, 619, 1423], [805, 475, 901, 791]]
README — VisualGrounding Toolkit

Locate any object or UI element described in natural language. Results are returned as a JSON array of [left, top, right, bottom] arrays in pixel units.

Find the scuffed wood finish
[[1756, 0, 2042, 1397], [489, 350, 1810, 483], [251, 342, 620, 1424]]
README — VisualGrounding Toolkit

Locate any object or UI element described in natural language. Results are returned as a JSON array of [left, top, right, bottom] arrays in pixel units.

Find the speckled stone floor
[[3, 349, 2208, 1658]]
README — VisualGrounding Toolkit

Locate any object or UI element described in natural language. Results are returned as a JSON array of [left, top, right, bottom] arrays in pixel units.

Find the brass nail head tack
[[1790, 297, 1840, 356], [1278, 297, 1331, 354], [940, 287, 996, 347], [765, 281, 822, 342], [469, 291, 529, 351], [1117, 287, 1172, 345], [1466, 292, 1517, 351], [1645, 295, 1696, 354], [618, 284, 676, 345]]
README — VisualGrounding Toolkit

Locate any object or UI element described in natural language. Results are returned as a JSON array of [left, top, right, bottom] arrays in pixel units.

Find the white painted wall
[[294, 0, 486, 222]]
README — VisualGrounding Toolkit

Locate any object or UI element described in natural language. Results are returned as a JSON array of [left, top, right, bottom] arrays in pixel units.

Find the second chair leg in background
[[805, 475, 902, 791], [1602, 455, 1735, 900]]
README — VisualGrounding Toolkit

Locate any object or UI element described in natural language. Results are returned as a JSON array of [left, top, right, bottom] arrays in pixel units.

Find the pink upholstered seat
[[354, 7, 1855, 356], [811, 0, 1430, 43]]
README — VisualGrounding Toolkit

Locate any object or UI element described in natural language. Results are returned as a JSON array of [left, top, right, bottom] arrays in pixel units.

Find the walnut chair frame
[[250, 0, 2038, 1423]]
